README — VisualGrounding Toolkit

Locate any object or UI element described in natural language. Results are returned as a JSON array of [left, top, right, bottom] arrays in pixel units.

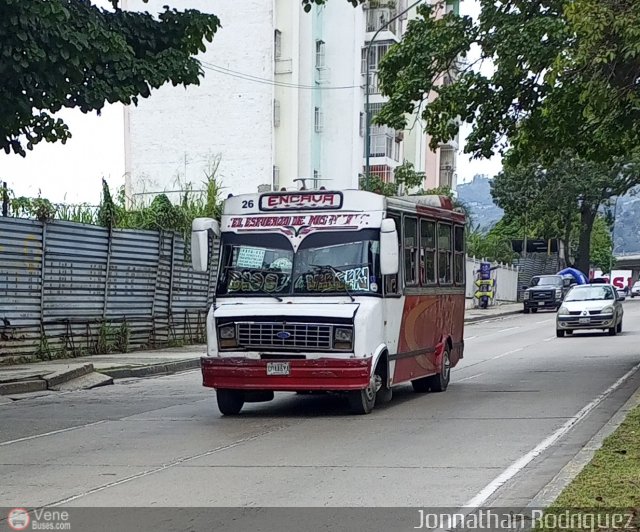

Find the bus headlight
[[334, 327, 353, 350], [218, 324, 237, 348]]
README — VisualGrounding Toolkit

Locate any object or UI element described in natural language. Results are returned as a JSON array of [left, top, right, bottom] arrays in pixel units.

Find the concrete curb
[[0, 379, 47, 396], [464, 309, 522, 324], [101, 358, 201, 379], [44, 364, 94, 388], [527, 386, 640, 508]]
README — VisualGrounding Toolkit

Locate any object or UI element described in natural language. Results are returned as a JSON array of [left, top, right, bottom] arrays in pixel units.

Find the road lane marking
[[464, 336, 477, 341], [464, 327, 521, 342], [453, 348, 523, 373], [48, 425, 288, 506], [497, 327, 519, 334], [0, 421, 107, 447], [544, 336, 555, 342], [457, 373, 486, 382], [462, 360, 640, 510], [536, 319, 552, 324]]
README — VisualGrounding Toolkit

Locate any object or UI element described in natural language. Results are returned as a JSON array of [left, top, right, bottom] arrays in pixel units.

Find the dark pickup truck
[[523, 274, 573, 313]]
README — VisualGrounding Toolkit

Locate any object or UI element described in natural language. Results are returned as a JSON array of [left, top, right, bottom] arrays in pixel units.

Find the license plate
[[266, 362, 290, 376], [579, 317, 590, 324], [538, 302, 545, 306]]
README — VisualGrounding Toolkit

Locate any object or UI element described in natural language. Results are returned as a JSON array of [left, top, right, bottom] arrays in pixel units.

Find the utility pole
[[364, 0, 422, 190], [1, 181, 7, 217]]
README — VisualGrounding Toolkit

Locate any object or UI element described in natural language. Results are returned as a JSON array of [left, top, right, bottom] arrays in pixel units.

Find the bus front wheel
[[216, 389, 244, 416]]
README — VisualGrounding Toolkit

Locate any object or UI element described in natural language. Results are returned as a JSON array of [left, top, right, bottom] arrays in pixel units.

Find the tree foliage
[[1, 0, 220, 155], [374, 0, 640, 165], [491, 155, 640, 274]]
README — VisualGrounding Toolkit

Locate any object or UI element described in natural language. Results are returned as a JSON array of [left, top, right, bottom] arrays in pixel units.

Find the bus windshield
[[216, 231, 381, 297]]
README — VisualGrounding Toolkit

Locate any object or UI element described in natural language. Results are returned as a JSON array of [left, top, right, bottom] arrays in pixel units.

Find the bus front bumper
[[201, 357, 371, 391]]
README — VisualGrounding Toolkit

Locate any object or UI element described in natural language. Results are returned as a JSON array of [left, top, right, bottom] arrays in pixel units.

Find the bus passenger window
[[454, 226, 465, 285], [404, 217, 418, 285], [438, 223, 452, 284], [420, 219, 436, 284]]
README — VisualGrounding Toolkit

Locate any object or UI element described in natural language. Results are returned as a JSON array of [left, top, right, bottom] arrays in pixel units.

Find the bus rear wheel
[[216, 389, 244, 416], [411, 346, 451, 393]]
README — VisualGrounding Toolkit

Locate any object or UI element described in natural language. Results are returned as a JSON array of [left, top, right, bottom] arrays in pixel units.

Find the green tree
[[491, 156, 640, 274], [372, 1, 640, 165], [579, 216, 614, 274], [1, 0, 221, 155]]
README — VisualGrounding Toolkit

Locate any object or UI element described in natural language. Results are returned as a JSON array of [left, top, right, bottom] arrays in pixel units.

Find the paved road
[[1, 301, 640, 511]]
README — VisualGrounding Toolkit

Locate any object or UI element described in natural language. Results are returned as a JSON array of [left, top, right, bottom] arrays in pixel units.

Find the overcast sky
[[2, 0, 501, 204]]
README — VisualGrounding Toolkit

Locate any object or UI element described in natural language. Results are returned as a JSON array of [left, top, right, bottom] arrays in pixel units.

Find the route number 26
[[241, 200, 254, 208]]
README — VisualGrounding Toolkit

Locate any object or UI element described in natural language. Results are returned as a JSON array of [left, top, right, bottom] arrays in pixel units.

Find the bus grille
[[236, 322, 335, 351]]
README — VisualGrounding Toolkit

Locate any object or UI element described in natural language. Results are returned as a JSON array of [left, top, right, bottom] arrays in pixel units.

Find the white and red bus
[[191, 188, 466, 415]]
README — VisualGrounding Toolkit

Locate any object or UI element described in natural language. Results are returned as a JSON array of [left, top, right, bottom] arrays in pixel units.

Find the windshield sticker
[[236, 247, 266, 269], [227, 270, 290, 293], [295, 266, 370, 292]]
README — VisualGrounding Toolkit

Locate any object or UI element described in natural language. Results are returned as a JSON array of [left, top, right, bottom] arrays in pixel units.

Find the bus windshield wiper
[[311, 264, 355, 302]]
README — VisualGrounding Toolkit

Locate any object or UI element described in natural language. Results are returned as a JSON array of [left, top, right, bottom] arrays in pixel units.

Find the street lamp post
[[364, 0, 422, 191]]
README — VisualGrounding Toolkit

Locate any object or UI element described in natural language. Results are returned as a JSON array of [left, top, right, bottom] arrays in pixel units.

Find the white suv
[[631, 281, 640, 298]]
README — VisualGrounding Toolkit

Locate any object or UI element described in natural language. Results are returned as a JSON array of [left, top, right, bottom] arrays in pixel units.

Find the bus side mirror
[[380, 218, 399, 276], [191, 217, 220, 272]]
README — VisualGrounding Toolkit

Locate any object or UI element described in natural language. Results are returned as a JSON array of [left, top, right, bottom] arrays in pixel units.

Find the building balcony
[[365, 6, 401, 42]]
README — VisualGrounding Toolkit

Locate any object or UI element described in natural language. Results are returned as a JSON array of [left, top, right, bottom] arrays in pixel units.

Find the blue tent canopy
[[557, 267, 588, 285]]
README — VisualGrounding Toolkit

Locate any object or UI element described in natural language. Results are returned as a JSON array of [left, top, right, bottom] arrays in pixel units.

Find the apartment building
[[123, 0, 459, 202]]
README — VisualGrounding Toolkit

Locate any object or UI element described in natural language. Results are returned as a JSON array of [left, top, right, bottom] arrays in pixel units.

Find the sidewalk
[[464, 301, 522, 323], [0, 304, 522, 400], [0, 345, 205, 400]]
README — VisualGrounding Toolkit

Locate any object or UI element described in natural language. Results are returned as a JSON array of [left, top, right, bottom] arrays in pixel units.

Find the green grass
[[534, 401, 640, 531]]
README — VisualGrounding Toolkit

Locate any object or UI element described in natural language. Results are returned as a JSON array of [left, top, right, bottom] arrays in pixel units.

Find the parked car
[[556, 283, 624, 337], [523, 274, 571, 313], [631, 281, 640, 298]]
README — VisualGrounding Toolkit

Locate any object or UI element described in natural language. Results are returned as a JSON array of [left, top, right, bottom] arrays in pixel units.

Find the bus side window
[[454, 225, 465, 285], [438, 223, 453, 284], [404, 216, 419, 286], [420, 219, 437, 285]]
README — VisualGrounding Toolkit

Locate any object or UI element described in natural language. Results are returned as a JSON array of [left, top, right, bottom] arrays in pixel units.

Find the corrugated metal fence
[[0, 218, 218, 361]]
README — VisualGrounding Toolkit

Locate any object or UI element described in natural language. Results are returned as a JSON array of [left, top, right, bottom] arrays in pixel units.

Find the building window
[[315, 39, 326, 69], [313, 169, 321, 189], [314, 107, 323, 133], [438, 223, 453, 284], [361, 42, 392, 74], [454, 225, 465, 285], [420, 219, 437, 285], [273, 166, 280, 190], [274, 30, 282, 60], [404, 216, 418, 286], [273, 99, 280, 128]]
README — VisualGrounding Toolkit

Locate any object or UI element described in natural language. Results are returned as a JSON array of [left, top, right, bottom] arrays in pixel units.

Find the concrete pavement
[[1, 300, 639, 514], [0, 304, 522, 398]]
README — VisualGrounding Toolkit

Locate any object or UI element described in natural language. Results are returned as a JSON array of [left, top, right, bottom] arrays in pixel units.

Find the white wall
[[466, 256, 519, 305], [320, 2, 365, 190], [124, 0, 274, 202]]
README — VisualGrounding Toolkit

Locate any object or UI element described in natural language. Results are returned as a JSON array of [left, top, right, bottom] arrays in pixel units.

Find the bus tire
[[348, 378, 376, 415], [412, 346, 451, 393], [425, 346, 451, 393], [216, 389, 244, 416]]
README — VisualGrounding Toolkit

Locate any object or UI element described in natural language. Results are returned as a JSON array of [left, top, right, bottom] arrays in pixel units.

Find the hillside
[[456, 175, 640, 254]]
